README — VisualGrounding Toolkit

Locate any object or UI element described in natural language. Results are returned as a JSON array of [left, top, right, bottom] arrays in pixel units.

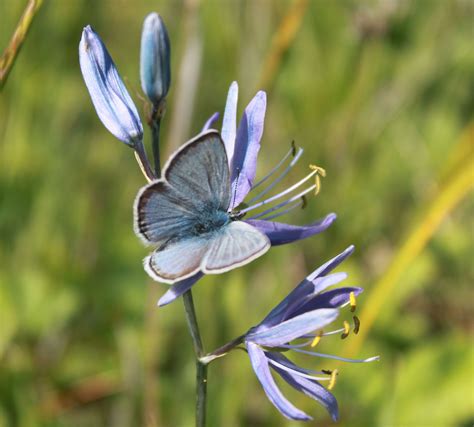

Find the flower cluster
[[79, 11, 378, 424]]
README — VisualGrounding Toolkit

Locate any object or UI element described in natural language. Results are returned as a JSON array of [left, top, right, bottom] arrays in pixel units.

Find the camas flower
[[153, 82, 336, 305], [244, 246, 379, 421], [79, 26, 143, 148]]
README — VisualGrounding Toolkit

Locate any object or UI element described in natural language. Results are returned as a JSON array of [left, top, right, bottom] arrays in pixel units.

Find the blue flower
[[157, 82, 336, 305], [202, 81, 335, 246], [140, 13, 171, 107], [244, 246, 379, 421], [79, 26, 143, 147]]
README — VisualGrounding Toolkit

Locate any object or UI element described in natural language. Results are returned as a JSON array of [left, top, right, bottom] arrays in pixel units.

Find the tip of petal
[[255, 90, 267, 101], [145, 11, 160, 21], [82, 25, 95, 39], [324, 212, 337, 224], [342, 244, 355, 257], [249, 90, 267, 110], [157, 289, 176, 307]]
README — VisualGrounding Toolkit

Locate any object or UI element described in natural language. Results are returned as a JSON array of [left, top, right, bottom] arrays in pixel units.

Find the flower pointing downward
[[243, 246, 379, 421]]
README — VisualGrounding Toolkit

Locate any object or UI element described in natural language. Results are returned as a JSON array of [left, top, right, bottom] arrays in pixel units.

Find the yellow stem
[[0, 0, 44, 89]]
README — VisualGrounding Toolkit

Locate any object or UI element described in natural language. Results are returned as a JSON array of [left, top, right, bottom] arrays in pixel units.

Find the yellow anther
[[353, 315, 360, 334], [311, 330, 323, 347], [349, 291, 357, 312], [315, 175, 321, 195], [341, 321, 350, 339], [309, 164, 327, 177], [327, 369, 339, 391], [309, 164, 326, 195]]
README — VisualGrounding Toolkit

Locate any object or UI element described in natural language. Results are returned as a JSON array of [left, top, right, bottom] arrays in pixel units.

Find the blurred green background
[[1, 0, 473, 426]]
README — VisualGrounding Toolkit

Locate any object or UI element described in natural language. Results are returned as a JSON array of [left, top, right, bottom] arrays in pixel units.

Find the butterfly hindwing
[[144, 237, 211, 283], [203, 221, 270, 273]]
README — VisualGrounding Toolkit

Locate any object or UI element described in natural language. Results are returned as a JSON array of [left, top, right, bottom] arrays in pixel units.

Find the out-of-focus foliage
[[0, 0, 472, 426]]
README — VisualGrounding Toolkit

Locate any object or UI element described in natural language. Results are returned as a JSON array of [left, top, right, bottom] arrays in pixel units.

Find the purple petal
[[157, 272, 204, 306], [79, 26, 143, 146], [258, 279, 315, 329], [246, 213, 336, 246], [271, 362, 339, 422], [291, 287, 363, 318], [259, 273, 347, 328], [230, 91, 266, 208], [247, 342, 311, 421], [246, 309, 339, 347], [309, 272, 348, 294], [307, 245, 354, 281], [266, 351, 321, 376], [201, 112, 220, 132], [221, 81, 238, 163]]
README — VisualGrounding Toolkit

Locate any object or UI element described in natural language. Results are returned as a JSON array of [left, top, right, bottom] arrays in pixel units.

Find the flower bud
[[140, 13, 171, 107], [79, 26, 143, 147]]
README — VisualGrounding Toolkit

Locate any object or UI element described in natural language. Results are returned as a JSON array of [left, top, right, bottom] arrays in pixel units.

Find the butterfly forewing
[[202, 221, 270, 273], [164, 131, 231, 212], [134, 181, 202, 245], [134, 131, 231, 246]]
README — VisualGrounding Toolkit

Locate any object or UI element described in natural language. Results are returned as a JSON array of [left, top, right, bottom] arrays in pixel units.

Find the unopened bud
[[140, 13, 171, 107], [79, 26, 143, 147]]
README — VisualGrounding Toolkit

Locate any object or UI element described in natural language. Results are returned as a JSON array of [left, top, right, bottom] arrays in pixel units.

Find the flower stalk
[[182, 290, 207, 427], [149, 103, 164, 177]]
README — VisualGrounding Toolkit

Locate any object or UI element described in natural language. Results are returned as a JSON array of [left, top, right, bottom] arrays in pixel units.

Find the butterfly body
[[134, 130, 270, 284]]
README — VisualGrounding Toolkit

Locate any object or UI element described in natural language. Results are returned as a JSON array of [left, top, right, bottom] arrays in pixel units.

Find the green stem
[[151, 114, 161, 177], [134, 141, 156, 182], [182, 291, 207, 427], [195, 362, 208, 427]]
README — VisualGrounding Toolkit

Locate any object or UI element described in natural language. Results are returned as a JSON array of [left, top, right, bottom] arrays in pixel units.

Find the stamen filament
[[280, 340, 313, 349], [247, 183, 313, 219], [301, 322, 358, 339], [251, 199, 303, 221], [267, 358, 331, 381], [246, 148, 304, 204], [292, 348, 380, 363], [239, 169, 318, 215], [252, 145, 300, 189]]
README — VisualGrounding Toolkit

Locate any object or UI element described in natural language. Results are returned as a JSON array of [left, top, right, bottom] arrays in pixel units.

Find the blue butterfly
[[134, 130, 271, 284]]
